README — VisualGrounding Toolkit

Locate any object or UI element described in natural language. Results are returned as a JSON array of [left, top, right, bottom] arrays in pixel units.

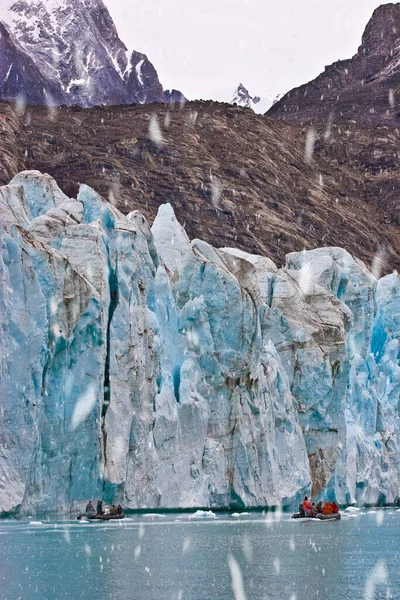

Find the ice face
[[0, 171, 399, 514]]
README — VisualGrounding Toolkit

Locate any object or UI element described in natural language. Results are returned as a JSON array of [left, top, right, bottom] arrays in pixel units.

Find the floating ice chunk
[[29, 521, 43, 525], [189, 510, 217, 519]]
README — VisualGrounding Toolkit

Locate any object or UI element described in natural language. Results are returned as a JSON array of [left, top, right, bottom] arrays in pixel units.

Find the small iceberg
[[345, 507, 360, 513], [231, 512, 250, 518], [29, 521, 43, 526], [189, 510, 217, 519]]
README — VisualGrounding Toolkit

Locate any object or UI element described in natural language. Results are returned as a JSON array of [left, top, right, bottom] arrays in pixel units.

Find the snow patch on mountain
[[204, 83, 281, 114], [0, 0, 167, 106]]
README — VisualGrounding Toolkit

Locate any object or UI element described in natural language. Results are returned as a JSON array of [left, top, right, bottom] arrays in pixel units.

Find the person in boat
[[103, 505, 110, 516], [96, 500, 104, 516], [316, 501, 323, 514], [331, 501, 339, 514], [322, 502, 333, 515], [117, 504, 123, 516], [298, 503, 305, 518], [109, 505, 118, 516], [310, 503, 318, 517], [86, 500, 95, 513], [302, 496, 313, 516]]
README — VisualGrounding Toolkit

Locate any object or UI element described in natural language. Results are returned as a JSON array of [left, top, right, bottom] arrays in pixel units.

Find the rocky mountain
[[269, 3, 400, 126], [1, 169, 399, 514], [0, 0, 166, 106], [231, 83, 262, 110], [269, 3, 400, 231]]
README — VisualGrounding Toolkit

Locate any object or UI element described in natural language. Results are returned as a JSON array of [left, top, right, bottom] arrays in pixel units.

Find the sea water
[[1, 510, 399, 600]]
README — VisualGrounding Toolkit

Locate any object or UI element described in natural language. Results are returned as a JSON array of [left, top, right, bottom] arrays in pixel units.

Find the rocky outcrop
[[0, 0, 167, 106], [268, 4, 400, 232], [268, 3, 400, 125], [1, 171, 399, 514]]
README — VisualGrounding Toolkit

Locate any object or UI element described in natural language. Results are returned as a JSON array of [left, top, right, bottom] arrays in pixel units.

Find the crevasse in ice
[[0, 172, 399, 514]]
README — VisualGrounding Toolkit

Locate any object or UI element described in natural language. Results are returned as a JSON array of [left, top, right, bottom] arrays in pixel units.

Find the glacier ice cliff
[[0, 171, 399, 514]]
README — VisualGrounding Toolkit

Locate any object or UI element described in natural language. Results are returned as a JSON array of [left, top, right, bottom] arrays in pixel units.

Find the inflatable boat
[[291, 512, 341, 520], [77, 512, 125, 521]]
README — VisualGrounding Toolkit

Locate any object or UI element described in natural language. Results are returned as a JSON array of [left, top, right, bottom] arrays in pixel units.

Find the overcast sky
[[107, 0, 384, 101]]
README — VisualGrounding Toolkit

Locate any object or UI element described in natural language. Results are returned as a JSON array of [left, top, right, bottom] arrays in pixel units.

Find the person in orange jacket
[[322, 502, 333, 514]]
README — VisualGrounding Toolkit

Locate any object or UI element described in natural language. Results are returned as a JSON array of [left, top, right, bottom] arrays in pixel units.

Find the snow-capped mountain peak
[[232, 82, 261, 109], [0, 0, 166, 106]]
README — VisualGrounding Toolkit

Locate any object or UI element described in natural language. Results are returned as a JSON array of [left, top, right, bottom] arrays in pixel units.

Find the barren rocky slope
[[269, 3, 400, 229], [0, 98, 399, 273]]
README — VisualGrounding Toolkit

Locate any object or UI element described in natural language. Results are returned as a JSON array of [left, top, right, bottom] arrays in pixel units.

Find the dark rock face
[[1, 98, 399, 273], [0, 22, 63, 105], [269, 3, 400, 229], [0, 0, 167, 106], [268, 3, 400, 125], [163, 89, 187, 104]]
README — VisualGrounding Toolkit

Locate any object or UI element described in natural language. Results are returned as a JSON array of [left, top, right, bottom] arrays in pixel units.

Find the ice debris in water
[[305, 127, 317, 164], [71, 383, 97, 431], [364, 560, 389, 600], [189, 510, 217, 518], [228, 553, 247, 600], [149, 115, 164, 147]]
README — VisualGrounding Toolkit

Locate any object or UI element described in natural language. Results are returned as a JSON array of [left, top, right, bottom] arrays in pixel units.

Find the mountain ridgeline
[[0, 0, 181, 106]]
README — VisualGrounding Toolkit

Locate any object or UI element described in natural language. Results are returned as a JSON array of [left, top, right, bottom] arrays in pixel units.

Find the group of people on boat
[[85, 500, 123, 517], [299, 496, 339, 518]]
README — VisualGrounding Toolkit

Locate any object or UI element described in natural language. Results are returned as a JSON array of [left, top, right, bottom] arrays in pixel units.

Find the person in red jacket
[[331, 501, 339, 514], [302, 496, 313, 515]]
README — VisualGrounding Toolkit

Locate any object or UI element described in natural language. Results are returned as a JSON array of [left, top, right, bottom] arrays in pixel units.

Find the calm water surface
[[1, 509, 399, 600]]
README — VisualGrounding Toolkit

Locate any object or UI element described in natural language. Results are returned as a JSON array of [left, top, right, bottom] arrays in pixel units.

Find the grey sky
[[107, 0, 383, 100]]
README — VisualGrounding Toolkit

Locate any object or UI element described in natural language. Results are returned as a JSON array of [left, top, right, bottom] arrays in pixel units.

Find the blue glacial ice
[[0, 171, 399, 514]]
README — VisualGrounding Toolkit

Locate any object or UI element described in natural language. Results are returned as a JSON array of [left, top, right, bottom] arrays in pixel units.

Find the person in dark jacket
[[96, 500, 104, 515], [86, 501, 95, 513], [117, 504, 123, 515]]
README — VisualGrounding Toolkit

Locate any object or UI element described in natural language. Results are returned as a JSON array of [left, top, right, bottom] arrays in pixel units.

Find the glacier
[[0, 171, 399, 515]]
